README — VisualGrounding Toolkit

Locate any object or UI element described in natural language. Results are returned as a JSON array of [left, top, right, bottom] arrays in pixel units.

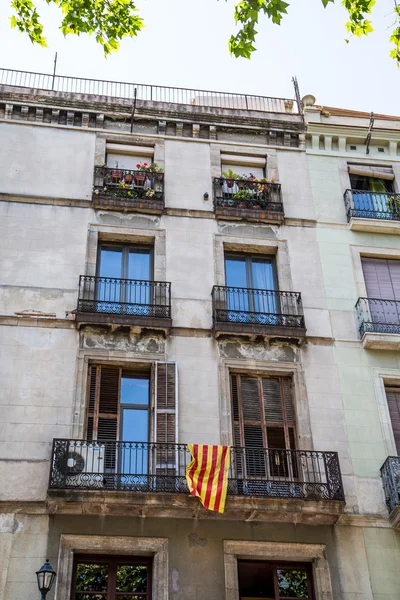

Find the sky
[[0, 0, 399, 115]]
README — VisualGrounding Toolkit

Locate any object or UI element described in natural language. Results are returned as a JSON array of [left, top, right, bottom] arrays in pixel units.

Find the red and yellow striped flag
[[185, 444, 230, 513]]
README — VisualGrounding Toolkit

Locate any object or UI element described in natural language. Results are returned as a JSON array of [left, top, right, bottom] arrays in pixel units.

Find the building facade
[[0, 69, 399, 600]]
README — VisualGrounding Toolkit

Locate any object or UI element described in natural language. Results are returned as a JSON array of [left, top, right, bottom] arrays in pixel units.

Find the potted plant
[[233, 189, 252, 208], [134, 162, 149, 186], [247, 173, 257, 190], [222, 169, 240, 194], [124, 172, 134, 184], [111, 162, 122, 182], [387, 195, 400, 216]]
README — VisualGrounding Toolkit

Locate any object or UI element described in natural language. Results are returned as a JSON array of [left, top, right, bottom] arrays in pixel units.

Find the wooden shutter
[[85, 365, 120, 442], [386, 388, 400, 454], [155, 362, 177, 476]]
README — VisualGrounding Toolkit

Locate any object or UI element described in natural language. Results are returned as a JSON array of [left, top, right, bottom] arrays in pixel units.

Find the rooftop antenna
[[292, 76, 304, 122], [365, 112, 374, 155], [51, 52, 58, 90], [130, 87, 137, 133]]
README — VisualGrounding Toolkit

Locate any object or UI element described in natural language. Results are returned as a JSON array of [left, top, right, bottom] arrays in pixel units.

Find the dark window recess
[[350, 174, 393, 193], [350, 145, 357, 150], [238, 560, 314, 599], [386, 388, 400, 455], [72, 555, 152, 600], [378, 148, 385, 153]]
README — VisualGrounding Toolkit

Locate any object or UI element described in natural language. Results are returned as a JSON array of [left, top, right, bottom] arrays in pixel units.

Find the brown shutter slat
[[155, 362, 177, 473], [241, 377, 262, 421], [262, 378, 284, 424], [386, 388, 400, 454], [86, 366, 98, 441], [99, 368, 120, 415]]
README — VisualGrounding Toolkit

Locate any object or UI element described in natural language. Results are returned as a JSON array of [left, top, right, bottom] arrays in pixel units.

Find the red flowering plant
[[135, 162, 164, 173]]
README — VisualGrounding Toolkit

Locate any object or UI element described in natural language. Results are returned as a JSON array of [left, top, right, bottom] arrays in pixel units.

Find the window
[[348, 165, 395, 215], [231, 374, 296, 478], [361, 257, 400, 328], [84, 363, 177, 479], [238, 560, 314, 600], [72, 555, 152, 600], [224, 254, 278, 321], [362, 258, 400, 300], [385, 387, 400, 454], [96, 244, 152, 313]]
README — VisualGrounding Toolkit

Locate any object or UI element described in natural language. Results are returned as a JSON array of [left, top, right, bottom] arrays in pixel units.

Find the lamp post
[[36, 559, 57, 600]]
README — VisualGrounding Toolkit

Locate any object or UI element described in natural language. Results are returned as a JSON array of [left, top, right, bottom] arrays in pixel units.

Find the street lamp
[[36, 559, 57, 600]]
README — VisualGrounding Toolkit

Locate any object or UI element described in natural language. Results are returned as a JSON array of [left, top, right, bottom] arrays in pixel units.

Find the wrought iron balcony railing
[[212, 287, 305, 330], [381, 456, 400, 514], [0, 68, 300, 114], [356, 297, 400, 337], [77, 276, 171, 320], [49, 439, 344, 502], [344, 190, 400, 222], [213, 178, 283, 220], [92, 166, 164, 211]]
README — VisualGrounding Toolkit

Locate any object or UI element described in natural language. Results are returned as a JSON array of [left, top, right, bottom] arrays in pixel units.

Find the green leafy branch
[[10, 0, 144, 55]]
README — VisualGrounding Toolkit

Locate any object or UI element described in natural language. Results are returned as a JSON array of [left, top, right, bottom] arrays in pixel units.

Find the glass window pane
[[116, 565, 148, 593], [225, 258, 248, 288], [252, 260, 275, 291], [121, 409, 149, 444], [277, 568, 309, 598], [128, 250, 151, 281], [75, 563, 108, 593], [99, 248, 123, 278], [121, 377, 150, 406]]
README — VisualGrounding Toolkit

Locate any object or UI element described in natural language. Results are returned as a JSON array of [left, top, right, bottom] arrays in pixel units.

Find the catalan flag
[[185, 444, 230, 513]]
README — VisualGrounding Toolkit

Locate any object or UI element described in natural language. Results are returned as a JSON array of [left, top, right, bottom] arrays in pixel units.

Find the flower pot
[[124, 173, 134, 184], [111, 169, 122, 182], [247, 176, 256, 190], [134, 173, 146, 186], [226, 179, 234, 188]]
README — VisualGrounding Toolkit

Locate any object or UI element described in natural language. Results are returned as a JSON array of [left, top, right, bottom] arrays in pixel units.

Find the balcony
[[212, 287, 305, 340], [213, 178, 284, 223], [75, 276, 171, 331], [356, 297, 400, 349], [381, 457, 400, 527], [92, 167, 164, 213], [48, 439, 344, 523], [344, 190, 400, 234]]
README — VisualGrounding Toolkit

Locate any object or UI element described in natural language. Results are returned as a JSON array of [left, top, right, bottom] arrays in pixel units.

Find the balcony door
[[230, 374, 297, 494], [97, 244, 152, 314], [225, 254, 278, 323], [350, 173, 393, 215], [362, 258, 400, 327], [385, 387, 400, 455]]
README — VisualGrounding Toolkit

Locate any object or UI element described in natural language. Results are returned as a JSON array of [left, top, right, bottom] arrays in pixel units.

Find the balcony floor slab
[[349, 217, 400, 234], [362, 332, 400, 350], [47, 489, 344, 525]]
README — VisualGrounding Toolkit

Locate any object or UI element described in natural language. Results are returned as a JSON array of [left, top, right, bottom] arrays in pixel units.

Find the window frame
[[96, 242, 154, 281], [224, 252, 279, 291], [71, 554, 153, 600], [237, 559, 314, 600]]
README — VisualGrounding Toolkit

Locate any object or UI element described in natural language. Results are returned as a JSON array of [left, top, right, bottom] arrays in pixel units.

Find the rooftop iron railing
[[381, 456, 400, 514], [355, 297, 400, 337], [0, 67, 300, 114], [213, 178, 283, 214], [77, 276, 171, 319], [344, 190, 400, 222], [212, 287, 305, 329], [92, 166, 164, 210], [49, 439, 344, 501]]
